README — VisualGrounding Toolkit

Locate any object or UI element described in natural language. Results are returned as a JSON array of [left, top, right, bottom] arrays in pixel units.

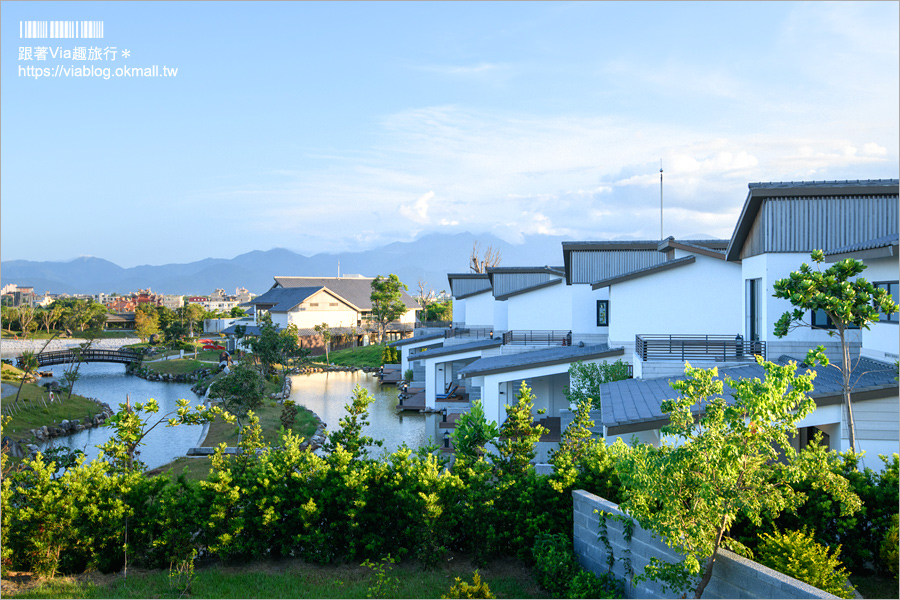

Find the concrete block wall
[[572, 490, 840, 599]]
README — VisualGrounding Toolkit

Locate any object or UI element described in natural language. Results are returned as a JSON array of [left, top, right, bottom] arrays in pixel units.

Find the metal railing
[[16, 348, 143, 368], [444, 327, 494, 340], [502, 330, 572, 346], [635, 334, 766, 362], [415, 320, 452, 329]]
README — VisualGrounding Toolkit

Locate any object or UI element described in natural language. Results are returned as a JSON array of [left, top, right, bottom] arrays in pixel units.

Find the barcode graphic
[[19, 20, 104, 39]]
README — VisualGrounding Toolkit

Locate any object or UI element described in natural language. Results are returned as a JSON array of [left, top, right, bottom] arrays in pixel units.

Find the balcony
[[635, 334, 765, 362], [502, 330, 572, 346]]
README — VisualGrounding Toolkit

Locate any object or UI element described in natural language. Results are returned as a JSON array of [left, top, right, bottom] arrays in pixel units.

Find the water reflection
[[289, 371, 433, 456]]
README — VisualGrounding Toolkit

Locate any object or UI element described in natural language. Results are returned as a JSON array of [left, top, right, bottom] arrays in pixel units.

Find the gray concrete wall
[[572, 490, 840, 599]]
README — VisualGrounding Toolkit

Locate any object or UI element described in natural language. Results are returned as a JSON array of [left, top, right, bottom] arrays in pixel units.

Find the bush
[[443, 571, 496, 599], [568, 569, 624, 599], [756, 529, 855, 599], [532, 532, 578, 597], [881, 514, 898, 579]]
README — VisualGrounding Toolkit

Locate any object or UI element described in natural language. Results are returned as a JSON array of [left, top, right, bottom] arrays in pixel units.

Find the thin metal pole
[[660, 161, 664, 240]]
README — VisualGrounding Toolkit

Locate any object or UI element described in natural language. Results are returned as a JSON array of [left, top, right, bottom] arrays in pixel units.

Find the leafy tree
[[16, 305, 37, 339], [322, 384, 383, 459], [61, 338, 95, 402], [12, 351, 38, 408], [230, 306, 248, 318], [451, 400, 499, 463], [208, 363, 265, 444], [180, 303, 206, 339], [493, 381, 547, 477], [548, 398, 596, 493], [134, 309, 160, 343], [612, 359, 861, 598], [37, 306, 62, 334], [424, 300, 453, 322], [246, 313, 282, 377], [369, 274, 409, 344], [564, 360, 629, 412], [314, 322, 333, 363], [1, 306, 18, 334], [774, 250, 898, 454]]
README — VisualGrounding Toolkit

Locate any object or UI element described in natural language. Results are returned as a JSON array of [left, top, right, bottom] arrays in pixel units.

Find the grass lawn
[[1, 382, 105, 441], [201, 398, 318, 450], [312, 344, 385, 369], [1, 554, 550, 599], [142, 359, 206, 376]]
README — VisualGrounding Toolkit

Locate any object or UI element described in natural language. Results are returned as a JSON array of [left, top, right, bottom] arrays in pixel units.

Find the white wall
[[493, 298, 508, 333], [742, 253, 860, 361], [860, 255, 899, 361], [454, 298, 467, 325], [463, 293, 494, 329], [571, 284, 609, 341], [608, 254, 742, 348], [506, 281, 571, 331]]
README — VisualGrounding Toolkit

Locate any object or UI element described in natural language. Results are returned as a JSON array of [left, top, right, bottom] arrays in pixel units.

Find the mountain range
[[1, 232, 586, 296]]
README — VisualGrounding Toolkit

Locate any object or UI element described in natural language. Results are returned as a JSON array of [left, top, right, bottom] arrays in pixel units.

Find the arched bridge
[[15, 348, 143, 369]]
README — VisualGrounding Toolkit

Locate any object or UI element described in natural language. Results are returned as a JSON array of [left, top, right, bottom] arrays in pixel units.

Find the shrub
[[568, 569, 624, 599], [443, 570, 496, 599], [756, 529, 855, 599], [881, 514, 899, 579], [532, 532, 578, 597]]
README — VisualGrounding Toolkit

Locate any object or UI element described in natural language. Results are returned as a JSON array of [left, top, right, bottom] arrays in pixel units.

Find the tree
[[246, 313, 282, 377], [322, 385, 383, 459], [134, 310, 160, 343], [369, 274, 409, 344], [37, 306, 62, 334], [424, 300, 452, 323], [314, 323, 333, 363], [492, 381, 547, 477], [612, 359, 860, 598], [563, 360, 630, 411], [180, 303, 206, 339], [16, 305, 36, 340], [1, 306, 18, 334], [773, 250, 898, 454], [208, 363, 266, 444], [230, 306, 247, 318], [470, 242, 501, 274], [12, 351, 38, 408], [451, 400, 499, 463]]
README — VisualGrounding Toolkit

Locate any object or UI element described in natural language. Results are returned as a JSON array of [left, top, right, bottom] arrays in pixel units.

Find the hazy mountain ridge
[[1, 232, 575, 296]]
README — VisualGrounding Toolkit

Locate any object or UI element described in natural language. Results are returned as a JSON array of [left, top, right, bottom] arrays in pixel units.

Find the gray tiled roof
[[389, 332, 446, 347], [273, 277, 419, 310], [416, 338, 502, 360], [825, 233, 900, 256], [251, 287, 322, 312], [459, 344, 624, 378], [601, 356, 899, 432]]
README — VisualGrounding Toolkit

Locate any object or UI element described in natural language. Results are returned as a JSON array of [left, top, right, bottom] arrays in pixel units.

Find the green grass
[[312, 344, 385, 368], [202, 399, 318, 450], [142, 359, 205, 376], [2, 555, 550, 599], [2, 382, 105, 441]]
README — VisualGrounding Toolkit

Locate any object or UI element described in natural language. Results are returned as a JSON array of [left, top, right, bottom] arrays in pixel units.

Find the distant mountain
[[1, 232, 575, 296]]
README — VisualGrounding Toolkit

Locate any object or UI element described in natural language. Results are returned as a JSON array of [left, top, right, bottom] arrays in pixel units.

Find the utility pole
[[659, 160, 664, 240]]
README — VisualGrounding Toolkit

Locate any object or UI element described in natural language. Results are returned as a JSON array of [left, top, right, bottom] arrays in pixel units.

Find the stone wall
[[572, 490, 840, 599]]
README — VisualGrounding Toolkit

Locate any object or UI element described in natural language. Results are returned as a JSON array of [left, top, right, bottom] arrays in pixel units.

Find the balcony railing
[[415, 320, 452, 329], [635, 334, 766, 362], [502, 330, 572, 346], [444, 327, 494, 340]]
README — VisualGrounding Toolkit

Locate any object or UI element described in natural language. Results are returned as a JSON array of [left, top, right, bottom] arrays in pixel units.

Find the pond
[[28, 365, 432, 470]]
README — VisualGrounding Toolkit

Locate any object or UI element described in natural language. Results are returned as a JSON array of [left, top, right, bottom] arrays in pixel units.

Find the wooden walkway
[[380, 366, 402, 384], [396, 387, 426, 411]]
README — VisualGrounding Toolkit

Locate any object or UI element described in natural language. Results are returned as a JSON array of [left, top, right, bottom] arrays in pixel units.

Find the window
[[875, 281, 899, 323], [329, 302, 339, 307], [309, 303, 319, 307], [811, 309, 859, 330], [596, 300, 609, 326]]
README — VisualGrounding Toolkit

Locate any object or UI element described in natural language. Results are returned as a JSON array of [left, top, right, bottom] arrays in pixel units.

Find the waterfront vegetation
[[311, 344, 386, 368], [0, 379, 101, 443], [1, 360, 897, 598], [1, 330, 137, 340]]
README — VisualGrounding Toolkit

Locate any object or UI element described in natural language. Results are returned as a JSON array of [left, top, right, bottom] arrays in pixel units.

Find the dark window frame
[[597, 300, 609, 327], [874, 280, 899, 324]]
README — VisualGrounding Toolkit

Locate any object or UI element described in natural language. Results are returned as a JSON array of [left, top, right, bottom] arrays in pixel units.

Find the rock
[[60, 419, 70, 431]]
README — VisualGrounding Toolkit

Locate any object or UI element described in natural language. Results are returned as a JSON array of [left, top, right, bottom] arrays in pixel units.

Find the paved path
[[1, 383, 18, 398], [0, 338, 137, 358]]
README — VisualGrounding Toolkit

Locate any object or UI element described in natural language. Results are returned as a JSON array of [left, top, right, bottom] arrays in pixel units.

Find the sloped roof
[[600, 356, 899, 434], [389, 332, 446, 347], [416, 338, 502, 360], [458, 344, 624, 378], [495, 278, 563, 301], [250, 286, 323, 312], [272, 276, 418, 311], [825, 233, 899, 262], [591, 256, 696, 290], [725, 179, 900, 262]]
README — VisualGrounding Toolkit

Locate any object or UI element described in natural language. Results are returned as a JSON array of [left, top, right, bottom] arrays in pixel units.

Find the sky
[[2, 1, 898, 268]]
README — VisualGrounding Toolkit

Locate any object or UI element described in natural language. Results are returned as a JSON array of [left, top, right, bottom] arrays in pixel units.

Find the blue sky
[[2, 1, 898, 267]]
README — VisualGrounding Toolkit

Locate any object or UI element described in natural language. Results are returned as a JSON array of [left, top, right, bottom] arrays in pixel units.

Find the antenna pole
[[659, 161, 664, 240], [338, 260, 341, 278]]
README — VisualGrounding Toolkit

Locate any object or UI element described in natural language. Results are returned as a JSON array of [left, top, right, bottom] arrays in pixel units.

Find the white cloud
[[400, 191, 435, 224]]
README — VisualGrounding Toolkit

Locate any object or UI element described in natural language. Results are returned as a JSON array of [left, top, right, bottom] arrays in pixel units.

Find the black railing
[[415, 320, 452, 329], [445, 327, 494, 340], [635, 334, 765, 362], [16, 348, 143, 368], [502, 330, 572, 346]]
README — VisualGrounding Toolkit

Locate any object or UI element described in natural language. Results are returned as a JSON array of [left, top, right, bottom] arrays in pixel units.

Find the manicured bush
[[756, 529, 855, 599], [532, 533, 579, 597], [568, 569, 624, 599]]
